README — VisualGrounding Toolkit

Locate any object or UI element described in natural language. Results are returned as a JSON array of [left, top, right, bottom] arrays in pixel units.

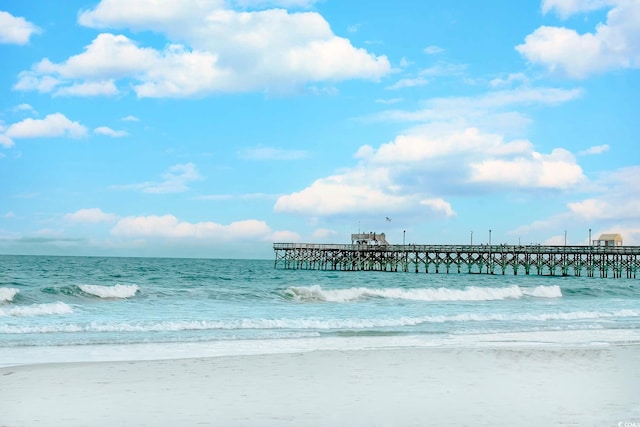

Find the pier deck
[[273, 243, 640, 278]]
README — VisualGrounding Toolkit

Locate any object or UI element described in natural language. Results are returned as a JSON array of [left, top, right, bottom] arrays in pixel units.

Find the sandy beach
[[1, 344, 639, 427]]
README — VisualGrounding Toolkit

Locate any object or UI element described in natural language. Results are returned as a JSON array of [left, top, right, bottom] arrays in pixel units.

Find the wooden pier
[[273, 243, 640, 278]]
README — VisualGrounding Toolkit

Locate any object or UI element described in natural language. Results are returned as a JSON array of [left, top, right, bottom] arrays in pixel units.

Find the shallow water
[[1, 255, 639, 364]]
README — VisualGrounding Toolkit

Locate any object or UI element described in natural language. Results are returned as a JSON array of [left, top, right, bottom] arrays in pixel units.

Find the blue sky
[[1, 0, 638, 259]]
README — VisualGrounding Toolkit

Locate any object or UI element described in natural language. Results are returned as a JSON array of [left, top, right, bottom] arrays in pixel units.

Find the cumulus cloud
[[0, 11, 41, 45], [110, 215, 274, 241], [94, 126, 129, 137], [512, 166, 640, 244], [16, 1, 390, 98], [112, 163, 202, 193], [517, 0, 640, 78], [65, 208, 118, 223], [276, 84, 586, 221], [3, 114, 87, 146], [567, 166, 640, 221]]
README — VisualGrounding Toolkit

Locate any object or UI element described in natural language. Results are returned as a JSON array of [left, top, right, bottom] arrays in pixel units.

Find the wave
[[3, 309, 636, 334], [79, 284, 139, 299], [0, 287, 19, 303], [285, 284, 562, 302], [0, 301, 73, 317]]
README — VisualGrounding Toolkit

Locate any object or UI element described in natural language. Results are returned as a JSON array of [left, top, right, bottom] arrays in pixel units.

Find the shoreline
[[2, 343, 639, 426], [3, 327, 640, 368]]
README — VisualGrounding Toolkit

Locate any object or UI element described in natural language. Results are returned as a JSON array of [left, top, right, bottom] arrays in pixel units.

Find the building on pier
[[593, 233, 623, 247], [351, 232, 388, 245]]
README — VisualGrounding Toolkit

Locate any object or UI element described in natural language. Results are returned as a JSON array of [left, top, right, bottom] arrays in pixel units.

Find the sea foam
[[286, 284, 562, 302], [79, 284, 139, 299], [1, 309, 637, 334], [0, 287, 19, 303], [0, 301, 73, 317]]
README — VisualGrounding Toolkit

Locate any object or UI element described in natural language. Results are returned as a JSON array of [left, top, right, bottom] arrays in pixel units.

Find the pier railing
[[273, 243, 640, 278]]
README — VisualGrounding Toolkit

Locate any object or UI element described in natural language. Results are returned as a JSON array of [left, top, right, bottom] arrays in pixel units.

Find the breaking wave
[[0, 301, 73, 317], [0, 287, 19, 303], [1, 309, 636, 333], [285, 285, 562, 302], [79, 284, 139, 299]]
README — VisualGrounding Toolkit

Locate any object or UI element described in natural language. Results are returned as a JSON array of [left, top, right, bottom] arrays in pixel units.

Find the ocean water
[[1, 255, 639, 365]]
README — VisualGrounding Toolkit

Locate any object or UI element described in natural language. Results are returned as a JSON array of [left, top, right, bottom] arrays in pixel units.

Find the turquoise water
[[1, 255, 639, 362]]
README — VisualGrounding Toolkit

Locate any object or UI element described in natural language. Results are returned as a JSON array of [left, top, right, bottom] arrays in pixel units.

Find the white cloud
[[272, 230, 302, 242], [65, 208, 118, 223], [17, 2, 390, 98], [112, 163, 202, 193], [312, 228, 338, 239], [121, 115, 139, 122], [512, 166, 640, 244], [0, 134, 13, 148], [94, 126, 129, 137], [274, 168, 437, 217], [424, 45, 444, 55], [419, 62, 467, 77], [238, 146, 308, 160], [489, 72, 529, 88], [110, 215, 274, 241], [0, 11, 41, 45], [370, 86, 582, 137], [578, 144, 609, 155], [55, 80, 119, 97], [13, 74, 61, 93], [541, 0, 616, 18], [386, 77, 428, 90], [4, 113, 87, 141], [469, 148, 585, 189], [13, 103, 37, 114], [517, 1, 640, 78], [566, 166, 640, 221], [276, 85, 587, 221]]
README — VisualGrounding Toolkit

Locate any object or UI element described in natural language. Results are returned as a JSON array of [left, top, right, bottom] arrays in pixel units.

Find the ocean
[[1, 254, 639, 366]]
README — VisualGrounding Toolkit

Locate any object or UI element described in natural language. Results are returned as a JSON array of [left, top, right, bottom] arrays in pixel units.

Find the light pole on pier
[[470, 231, 473, 246], [489, 229, 492, 246], [403, 230, 406, 245], [589, 228, 592, 246], [564, 230, 567, 246]]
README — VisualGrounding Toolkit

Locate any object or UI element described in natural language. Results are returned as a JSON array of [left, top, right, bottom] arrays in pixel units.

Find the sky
[[0, 0, 639, 259]]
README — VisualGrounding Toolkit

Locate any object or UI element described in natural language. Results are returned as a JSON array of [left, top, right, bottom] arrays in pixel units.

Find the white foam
[[0, 301, 73, 317], [2, 309, 637, 334], [0, 287, 19, 303], [522, 285, 562, 298], [79, 284, 139, 299], [286, 284, 562, 302]]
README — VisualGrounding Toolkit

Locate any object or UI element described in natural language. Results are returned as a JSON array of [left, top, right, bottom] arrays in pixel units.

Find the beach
[[2, 343, 639, 427]]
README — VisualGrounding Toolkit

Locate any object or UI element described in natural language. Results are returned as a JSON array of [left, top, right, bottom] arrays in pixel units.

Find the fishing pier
[[273, 242, 640, 278]]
